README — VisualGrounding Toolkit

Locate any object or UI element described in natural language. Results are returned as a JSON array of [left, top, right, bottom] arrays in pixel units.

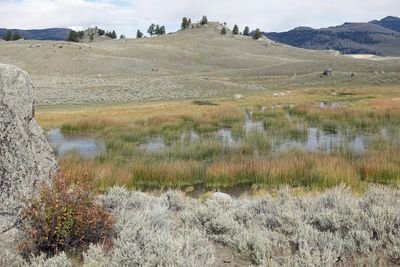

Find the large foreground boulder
[[0, 64, 58, 212]]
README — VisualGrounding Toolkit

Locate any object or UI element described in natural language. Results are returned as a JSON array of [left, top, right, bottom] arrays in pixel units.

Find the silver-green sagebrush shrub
[[177, 185, 400, 265], [1, 185, 399, 266], [102, 187, 215, 267], [28, 253, 72, 267]]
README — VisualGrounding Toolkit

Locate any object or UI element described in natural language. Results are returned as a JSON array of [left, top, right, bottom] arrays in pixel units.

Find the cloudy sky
[[0, 0, 399, 37]]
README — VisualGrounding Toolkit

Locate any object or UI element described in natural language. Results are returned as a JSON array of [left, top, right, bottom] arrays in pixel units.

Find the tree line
[[179, 16, 263, 39], [67, 28, 118, 42], [147, 24, 166, 36], [220, 23, 262, 39], [2, 30, 22, 41], [134, 23, 166, 39], [135, 16, 263, 39], [3, 16, 263, 42], [64, 16, 264, 41]]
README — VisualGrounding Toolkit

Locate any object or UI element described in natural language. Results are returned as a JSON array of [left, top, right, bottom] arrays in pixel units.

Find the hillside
[[0, 28, 71, 41], [0, 22, 398, 106], [371, 16, 400, 32], [265, 16, 400, 56]]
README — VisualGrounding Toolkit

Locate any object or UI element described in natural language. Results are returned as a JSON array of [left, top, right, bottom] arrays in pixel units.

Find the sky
[[0, 0, 399, 37]]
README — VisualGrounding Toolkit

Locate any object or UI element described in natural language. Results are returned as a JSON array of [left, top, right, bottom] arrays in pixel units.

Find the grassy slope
[[0, 23, 399, 105]]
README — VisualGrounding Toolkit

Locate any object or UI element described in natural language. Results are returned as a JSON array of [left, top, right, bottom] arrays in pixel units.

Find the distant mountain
[[0, 28, 71, 41], [265, 16, 400, 56], [370, 16, 400, 32]]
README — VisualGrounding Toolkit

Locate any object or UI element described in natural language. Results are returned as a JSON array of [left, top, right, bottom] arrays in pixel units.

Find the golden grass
[[37, 84, 400, 129], [205, 154, 361, 189]]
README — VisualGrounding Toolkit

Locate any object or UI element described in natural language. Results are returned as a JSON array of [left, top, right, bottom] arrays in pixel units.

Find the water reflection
[[137, 111, 390, 154], [319, 102, 340, 109], [245, 111, 264, 134], [139, 138, 166, 152], [180, 130, 200, 144], [277, 127, 368, 152], [47, 129, 105, 158]]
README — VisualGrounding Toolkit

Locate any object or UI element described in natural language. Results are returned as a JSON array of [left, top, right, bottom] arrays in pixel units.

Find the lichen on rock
[[0, 64, 58, 213]]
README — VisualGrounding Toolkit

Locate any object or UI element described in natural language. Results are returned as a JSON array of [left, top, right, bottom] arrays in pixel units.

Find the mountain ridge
[[265, 16, 400, 56], [0, 28, 71, 40]]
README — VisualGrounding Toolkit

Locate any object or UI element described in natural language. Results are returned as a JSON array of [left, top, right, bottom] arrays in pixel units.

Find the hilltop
[[0, 22, 399, 106], [265, 16, 400, 56]]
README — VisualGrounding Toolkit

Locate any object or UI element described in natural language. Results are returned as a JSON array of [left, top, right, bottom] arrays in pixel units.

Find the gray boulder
[[322, 68, 334, 76], [0, 64, 58, 212]]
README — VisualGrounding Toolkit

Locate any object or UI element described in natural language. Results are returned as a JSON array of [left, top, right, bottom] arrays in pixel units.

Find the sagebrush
[[1, 185, 399, 266]]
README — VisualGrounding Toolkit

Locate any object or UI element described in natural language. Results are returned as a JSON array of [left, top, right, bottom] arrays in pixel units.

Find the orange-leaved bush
[[18, 174, 114, 259]]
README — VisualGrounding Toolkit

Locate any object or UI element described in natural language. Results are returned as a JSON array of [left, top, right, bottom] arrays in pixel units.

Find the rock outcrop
[[0, 64, 58, 212]]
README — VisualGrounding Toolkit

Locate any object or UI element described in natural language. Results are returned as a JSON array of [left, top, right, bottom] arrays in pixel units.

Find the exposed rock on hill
[[0, 64, 58, 212], [80, 27, 112, 43]]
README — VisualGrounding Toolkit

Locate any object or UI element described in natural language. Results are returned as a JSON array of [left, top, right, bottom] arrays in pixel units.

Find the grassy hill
[[0, 22, 399, 106]]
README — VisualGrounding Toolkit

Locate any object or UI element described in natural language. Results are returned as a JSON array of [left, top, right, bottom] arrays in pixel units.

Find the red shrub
[[18, 174, 114, 258]]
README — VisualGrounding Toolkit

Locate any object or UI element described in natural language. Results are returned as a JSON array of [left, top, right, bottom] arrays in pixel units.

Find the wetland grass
[[37, 88, 400, 192]]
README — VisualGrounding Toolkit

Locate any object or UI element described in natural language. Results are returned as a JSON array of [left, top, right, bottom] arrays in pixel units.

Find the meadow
[[36, 85, 400, 193]]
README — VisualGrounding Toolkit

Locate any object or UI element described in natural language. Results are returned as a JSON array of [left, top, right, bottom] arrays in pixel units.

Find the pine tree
[[105, 30, 117, 39], [221, 27, 227, 35], [78, 31, 84, 39], [253, 28, 262, 40], [200, 16, 208, 25], [3, 30, 12, 41], [243, 26, 250, 36], [147, 24, 155, 36], [159, 26, 166, 35], [120, 34, 125, 39], [188, 18, 192, 25], [155, 25, 160, 35], [232, 25, 239, 35], [181, 17, 189, 30], [136, 30, 143, 38], [12, 32, 21, 41]]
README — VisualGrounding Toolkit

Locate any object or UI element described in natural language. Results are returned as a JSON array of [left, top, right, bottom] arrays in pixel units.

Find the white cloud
[[0, 0, 399, 37]]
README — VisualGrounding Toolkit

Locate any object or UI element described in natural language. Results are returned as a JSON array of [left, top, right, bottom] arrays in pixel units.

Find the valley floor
[[2, 24, 400, 267], [36, 84, 400, 194]]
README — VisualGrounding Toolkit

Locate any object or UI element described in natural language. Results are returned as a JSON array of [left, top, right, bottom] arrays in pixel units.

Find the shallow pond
[[137, 111, 390, 154], [217, 129, 239, 145], [319, 101, 340, 109], [244, 111, 264, 134], [140, 131, 200, 152], [52, 111, 395, 157], [180, 130, 200, 144], [47, 129, 106, 158], [139, 138, 166, 153], [276, 127, 368, 152]]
